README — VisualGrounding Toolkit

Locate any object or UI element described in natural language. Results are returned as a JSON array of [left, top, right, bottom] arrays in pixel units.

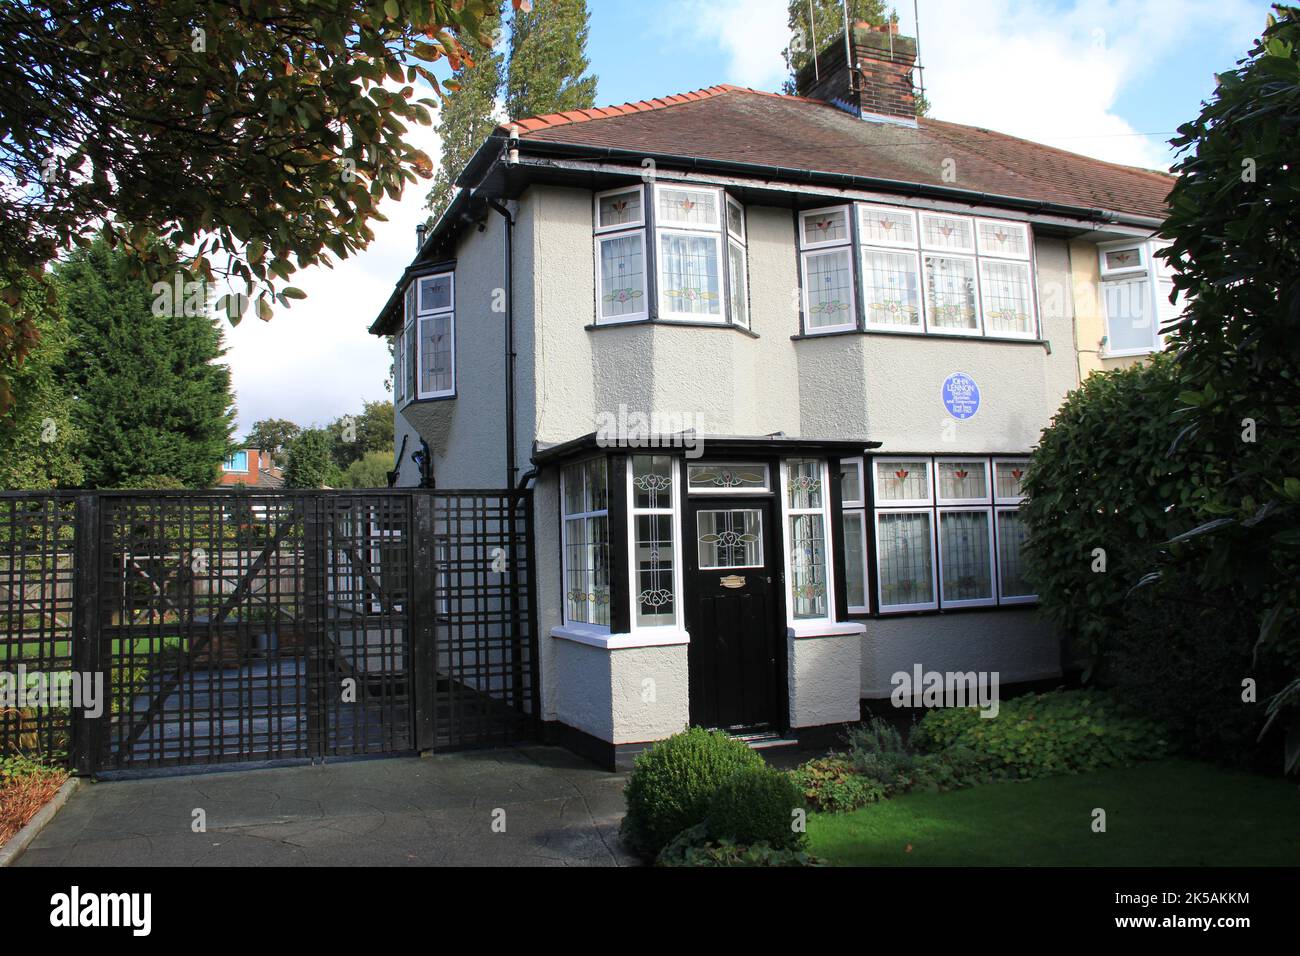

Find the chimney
[[796, 20, 919, 124], [415, 222, 428, 251]]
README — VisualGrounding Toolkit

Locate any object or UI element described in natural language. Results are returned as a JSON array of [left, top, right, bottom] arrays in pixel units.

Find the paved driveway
[[16, 746, 637, 867]]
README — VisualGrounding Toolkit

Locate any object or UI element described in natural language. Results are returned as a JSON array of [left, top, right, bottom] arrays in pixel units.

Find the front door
[[685, 498, 782, 732]]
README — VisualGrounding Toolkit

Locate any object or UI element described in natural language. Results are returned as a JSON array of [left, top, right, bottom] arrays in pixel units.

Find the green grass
[[12, 636, 187, 661], [808, 759, 1300, 866]]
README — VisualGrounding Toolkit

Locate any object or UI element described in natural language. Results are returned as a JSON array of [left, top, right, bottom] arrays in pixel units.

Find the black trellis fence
[[0, 488, 537, 775]]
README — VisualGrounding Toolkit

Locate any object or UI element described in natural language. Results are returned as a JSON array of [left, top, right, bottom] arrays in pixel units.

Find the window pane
[[789, 513, 828, 619], [859, 206, 916, 246], [924, 255, 979, 330], [843, 510, 867, 609], [875, 459, 929, 503], [660, 233, 721, 315], [787, 459, 823, 509], [840, 459, 863, 505], [598, 189, 641, 228], [687, 463, 767, 491], [728, 240, 749, 328], [584, 458, 608, 512], [877, 511, 933, 608], [419, 314, 452, 394], [862, 249, 921, 328], [939, 510, 993, 602], [803, 208, 849, 245], [977, 220, 1029, 258], [920, 213, 975, 252], [997, 509, 1034, 598], [419, 274, 452, 312], [727, 198, 745, 239], [635, 513, 675, 627], [697, 509, 763, 569], [1103, 246, 1143, 272], [404, 321, 417, 399], [937, 459, 989, 501], [1103, 278, 1155, 352], [565, 514, 610, 626], [804, 248, 854, 329], [599, 233, 646, 319], [563, 463, 585, 515], [657, 187, 719, 227], [980, 259, 1033, 335], [994, 460, 1028, 500], [632, 455, 672, 509]]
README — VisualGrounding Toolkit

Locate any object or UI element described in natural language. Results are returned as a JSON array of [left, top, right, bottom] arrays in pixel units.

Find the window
[[873, 455, 1033, 612], [1099, 240, 1167, 356], [783, 458, 834, 621], [799, 207, 857, 333], [629, 455, 679, 629], [840, 458, 869, 614], [686, 462, 769, 493], [397, 270, 455, 402], [923, 253, 980, 333], [657, 185, 724, 322], [562, 459, 611, 629], [222, 451, 248, 472], [594, 186, 648, 324], [697, 509, 763, 570]]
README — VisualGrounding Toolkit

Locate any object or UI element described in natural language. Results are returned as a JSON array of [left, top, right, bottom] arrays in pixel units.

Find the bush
[[706, 764, 805, 850], [846, 717, 918, 790], [620, 727, 764, 858], [790, 756, 884, 812], [911, 747, 1003, 791], [656, 823, 823, 868], [911, 689, 1167, 779]]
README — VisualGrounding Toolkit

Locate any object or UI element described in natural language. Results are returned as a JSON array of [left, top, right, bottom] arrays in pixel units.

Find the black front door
[[685, 498, 782, 732]]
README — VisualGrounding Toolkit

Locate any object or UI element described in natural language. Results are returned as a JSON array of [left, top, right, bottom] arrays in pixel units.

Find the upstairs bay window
[[396, 270, 456, 403], [593, 183, 749, 329], [800, 203, 1038, 340]]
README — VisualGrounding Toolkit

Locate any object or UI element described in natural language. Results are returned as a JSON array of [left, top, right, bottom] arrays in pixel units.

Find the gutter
[[485, 196, 518, 489]]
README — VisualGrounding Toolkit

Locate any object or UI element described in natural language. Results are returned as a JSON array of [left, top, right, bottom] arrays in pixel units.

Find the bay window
[[873, 455, 1034, 613], [783, 458, 834, 621], [561, 459, 611, 629], [799, 207, 857, 333], [840, 458, 870, 613], [628, 455, 680, 629], [396, 269, 455, 403]]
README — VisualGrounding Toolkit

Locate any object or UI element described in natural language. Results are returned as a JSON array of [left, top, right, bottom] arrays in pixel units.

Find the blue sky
[[223, 0, 1275, 438]]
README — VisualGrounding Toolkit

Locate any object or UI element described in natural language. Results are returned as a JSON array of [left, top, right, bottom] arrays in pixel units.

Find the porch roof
[[532, 432, 881, 468]]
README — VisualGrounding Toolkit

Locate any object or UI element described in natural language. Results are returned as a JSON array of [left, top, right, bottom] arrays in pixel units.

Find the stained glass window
[[997, 508, 1035, 600], [840, 459, 864, 505], [419, 313, 453, 396], [726, 196, 745, 241], [697, 509, 763, 569], [562, 459, 610, 628], [994, 459, 1030, 502], [862, 248, 922, 329], [785, 458, 830, 620], [801, 207, 850, 247], [920, 213, 975, 253], [1101, 244, 1145, 276], [874, 458, 930, 505], [787, 458, 823, 510], [728, 239, 749, 328], [976, 220, 1030, 259], [631, 455, 676, 628], [858, 205, 917, 248], [936, 459, 989, 503], [876, 511, 935, 610], [923, 255, 979, 331], [687, 463, 768, 492], [939, 510, 994, 604], [598, 232, 647, 320], [598, 187, 643, 230], [979, 259, 1033, 336], [659, 232, 722, 318], [419, 273, 453, 313], [657, 186, 720, 228], [803, 248, 855, 330]]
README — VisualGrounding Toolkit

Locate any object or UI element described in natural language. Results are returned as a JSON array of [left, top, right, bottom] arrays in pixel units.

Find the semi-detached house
[[369, 21, 1176, 768]]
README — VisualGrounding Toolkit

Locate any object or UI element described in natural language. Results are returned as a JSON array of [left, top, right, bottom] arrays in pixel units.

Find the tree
[[339, 450, 395, 488], [1157, 4, 1300, 767], [427, 2, 507, 219], [0, 279, 83, 489], [504, 0, 598, 123], [782, 0, 890, 84], [0, 0, 512, 403], [53, 238, 235, 488], [328, 399, 395, 470], [245, 418, 302, 464], [283, 429, 337, 488]]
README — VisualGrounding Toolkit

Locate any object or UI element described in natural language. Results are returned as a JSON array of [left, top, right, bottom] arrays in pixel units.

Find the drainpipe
[[486, 197, 517, 490]]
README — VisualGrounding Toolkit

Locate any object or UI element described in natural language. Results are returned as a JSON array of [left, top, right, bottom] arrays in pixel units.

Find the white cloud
[[669, 0, 789, 88], [221, 116, 441, 436]]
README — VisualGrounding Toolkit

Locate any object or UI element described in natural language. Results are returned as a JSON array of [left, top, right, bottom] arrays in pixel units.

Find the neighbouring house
[[369, 21, 1176, 767], [217, 447, 284, 488]]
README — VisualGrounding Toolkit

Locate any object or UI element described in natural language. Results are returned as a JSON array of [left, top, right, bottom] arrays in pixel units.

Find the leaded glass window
[[862, 248, 922, 330], [697, 509, 763, 569], [800, 207, 851, 247], [976, 219, 1030, 259], [979, 259, 1033, 337], [876, 511, 935, 610], [419, 312, 453, 395], [687, 463, 768, 493], [857, 205, 917, 248], [874, 458, 930, 506], [924, 254, 980, 332], [936, 459, 989, 504], [631, 455, 677, 628], [939, 509, 994, 605], [659, 231, 722, 318], [802, 248, 856, 331], [993, 459, 1030, 503], [996, 508, 1035, 601], [562, 459, 610, 628], [597, 231, 647, 321], [785, 458, 831, 620], [656, 186, 720, 228], [597, 187, 644, 231], [728, 239, 749, 328], [920, 212, 975, 253]]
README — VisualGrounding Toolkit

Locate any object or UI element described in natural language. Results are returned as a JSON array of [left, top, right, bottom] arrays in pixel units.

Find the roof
[[502, 85, 1173, 221]]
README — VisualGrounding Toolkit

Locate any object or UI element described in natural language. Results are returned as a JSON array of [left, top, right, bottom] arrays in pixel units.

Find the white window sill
[[551, 625, 691, 650], [786, 621, 867, 640]]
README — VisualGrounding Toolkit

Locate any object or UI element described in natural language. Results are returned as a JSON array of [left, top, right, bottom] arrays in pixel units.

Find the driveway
[[15, 746, 637, 867]]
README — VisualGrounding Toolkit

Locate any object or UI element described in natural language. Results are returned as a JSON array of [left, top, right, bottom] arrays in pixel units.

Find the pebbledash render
[[369, 22, 1177, 768]]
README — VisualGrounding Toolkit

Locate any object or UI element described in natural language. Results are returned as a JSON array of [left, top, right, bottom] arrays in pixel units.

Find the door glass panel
[[697, 510, 763, 569]]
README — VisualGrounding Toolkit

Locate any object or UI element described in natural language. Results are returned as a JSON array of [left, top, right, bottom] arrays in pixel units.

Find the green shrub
[[706, 764, 805, 850], [790, 756, 884, 812], [620, 727, 764, 858], [911, 746, 1003, 791], [656, 823, 823, 867], [847, 717, 918, 789], [911, 689, 1167, 779]]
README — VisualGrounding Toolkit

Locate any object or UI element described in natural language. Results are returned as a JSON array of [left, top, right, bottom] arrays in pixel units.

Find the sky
[[222, 0, 1273, 437]]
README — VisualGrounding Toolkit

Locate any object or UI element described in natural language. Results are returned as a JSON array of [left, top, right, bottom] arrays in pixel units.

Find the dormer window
[[591, 183, 749, 330], [395, 268, 456, 405]]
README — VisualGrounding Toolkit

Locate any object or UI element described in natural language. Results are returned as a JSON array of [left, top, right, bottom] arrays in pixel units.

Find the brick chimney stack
[[795, 20, 919, 123]]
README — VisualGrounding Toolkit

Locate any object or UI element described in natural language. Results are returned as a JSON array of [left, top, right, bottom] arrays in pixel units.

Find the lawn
[[808, 759, 1300, 866]]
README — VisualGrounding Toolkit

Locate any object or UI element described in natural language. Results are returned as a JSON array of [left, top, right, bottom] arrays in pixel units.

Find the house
[[217, 447, 284, 488], [369, 21, 1175, 768]]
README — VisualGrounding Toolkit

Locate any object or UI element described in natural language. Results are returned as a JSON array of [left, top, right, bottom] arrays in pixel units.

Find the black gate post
[[69, 493, 102, 775], [302, 496, 326, 759], [410, 493, 438, 751]]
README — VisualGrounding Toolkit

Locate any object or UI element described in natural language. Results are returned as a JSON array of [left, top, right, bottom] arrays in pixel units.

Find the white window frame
[[922, 251, 983, 337], [840, 457, 870, 615], [936, 505, 997, 609], [222, 451, 248, 472], [418, 273, 454, 314], [654, 183, 723, 230], [872, 457, 934, 509], [977, 256, 1038, 341], [919, 212, 977, 254], [1098, 239, 1147, 278], [594, 184, 646, 234], [799, 205, 853, 251], [856, 203, 919, 250], [1099, 240, 1164, 357], [727, 236, 749, 330], [627, 455, 684, 633], [780, 458, 837, 625], [874, 508, 939, 613], [992, 457, 1031, 506], [934, 456, 993, 507], [656, 226, 726, 324], [800, 246, 858, 334], [594, 227, 649, 325], [726, 195, 746, 242], [415, 271, 455, 400], [695, 507, 765, 571], [560, 459, 611, 634], [995, 505, 1038, 604], [685, 462, 770, 495], [975, 218, 1032, 261], [857, 203, 924, 335]]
